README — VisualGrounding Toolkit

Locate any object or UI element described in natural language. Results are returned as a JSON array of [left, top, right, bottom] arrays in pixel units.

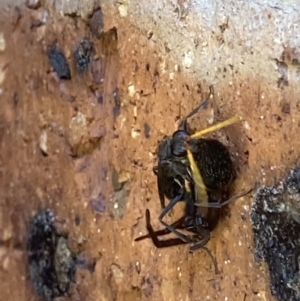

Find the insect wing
[[156, 163, 168, 209], [186, 148, 208, 204]]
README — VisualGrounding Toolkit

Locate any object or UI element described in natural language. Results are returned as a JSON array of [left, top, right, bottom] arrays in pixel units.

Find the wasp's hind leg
[[134, 215, 186, 242], [143, 209, 201, 248], [194, 188, 253, 208]]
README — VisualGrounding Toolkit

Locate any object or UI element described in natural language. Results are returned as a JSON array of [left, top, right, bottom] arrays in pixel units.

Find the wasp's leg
[[187, 226, 219, 274], [194, 188, 253, 208], [135, 215, 186, 242], [156, 183, 190, 241], [194, 246, 219, 274], [188, 227, 211, 250], [178, 85, 213, 131], [144, 209, 200, 247]]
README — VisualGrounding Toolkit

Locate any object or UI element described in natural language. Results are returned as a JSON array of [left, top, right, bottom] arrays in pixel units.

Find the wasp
[[135, 86, 251, 273]]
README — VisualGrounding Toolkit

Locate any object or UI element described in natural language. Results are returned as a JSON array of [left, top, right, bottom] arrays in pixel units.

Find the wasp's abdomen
[[190, 138, 236, 191]]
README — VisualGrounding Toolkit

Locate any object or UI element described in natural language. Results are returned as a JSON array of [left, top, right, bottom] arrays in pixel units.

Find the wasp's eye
[[170, 130, 189, 157]]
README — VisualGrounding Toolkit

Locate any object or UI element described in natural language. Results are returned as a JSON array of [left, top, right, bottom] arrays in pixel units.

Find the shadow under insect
[[135, 86, 250, 273]]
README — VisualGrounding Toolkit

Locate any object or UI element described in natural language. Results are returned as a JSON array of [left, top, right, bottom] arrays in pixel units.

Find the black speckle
[[97, 95, 103, 104], [74, 215, 80, 226], [282, 103, 291, 114], [48, 47, 71, 80], [141, 276, 154, 297], [113, 88, 121, 117], [144, 123, 151, 138], [90, 194, 106, 213], [146, 63, 150, 71], [76, 255, 96, 273], [273, 114, 282, 122], [88, 7, 104, 38], [27, 209, 76, 301], [74, 38, 94, 73], [112, 168, 123, 192], [276, 60, 289, 88], [13, 92, 18, 106]]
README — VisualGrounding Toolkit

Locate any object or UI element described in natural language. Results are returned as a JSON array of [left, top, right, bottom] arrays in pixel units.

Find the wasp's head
[[170, 130, 189, 157]]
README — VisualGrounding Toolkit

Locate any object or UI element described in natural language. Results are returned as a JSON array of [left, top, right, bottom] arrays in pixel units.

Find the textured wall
[[43, 0, 300, 89]]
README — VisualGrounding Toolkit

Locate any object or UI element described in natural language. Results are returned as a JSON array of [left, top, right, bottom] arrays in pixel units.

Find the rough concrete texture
[[47, 0, 300, 84], [0, 1, 300, 301], [252, 168, 300, 301]]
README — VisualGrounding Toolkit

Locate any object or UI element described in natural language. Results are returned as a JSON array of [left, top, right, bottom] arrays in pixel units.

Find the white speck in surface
[[244, 121, 250, 130], [114, 203, 119, 209], [0, 69, 6, 85], [0, 32, 5, 51], [118, 3, 128, 17], [133, 106, 137, 117], [131, 128, 141, 138], [39, 130, 48, 155], [238, 240, 242, 246], [183, 50, 194, 69], [128, 84, 135, 97], [208, 109, 214, 124], [243, 205, 249, 212]]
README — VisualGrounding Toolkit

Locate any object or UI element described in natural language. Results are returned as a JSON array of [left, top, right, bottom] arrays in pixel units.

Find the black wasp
[[135, 86, 251, 273]]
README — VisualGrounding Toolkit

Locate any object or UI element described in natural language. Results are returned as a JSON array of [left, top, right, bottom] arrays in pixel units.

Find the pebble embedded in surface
[[182, 50, 194, 69], [48, 47, 71, 80], [26, 0, 41, 9], [110, 263, 124, 286], [118, 3, 129, 17], [128, 84, 135, 97], [39, 130, 48, 155]]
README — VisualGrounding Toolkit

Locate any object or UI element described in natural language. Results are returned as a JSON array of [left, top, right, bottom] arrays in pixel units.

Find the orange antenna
[[190, 116, 242, 139]]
